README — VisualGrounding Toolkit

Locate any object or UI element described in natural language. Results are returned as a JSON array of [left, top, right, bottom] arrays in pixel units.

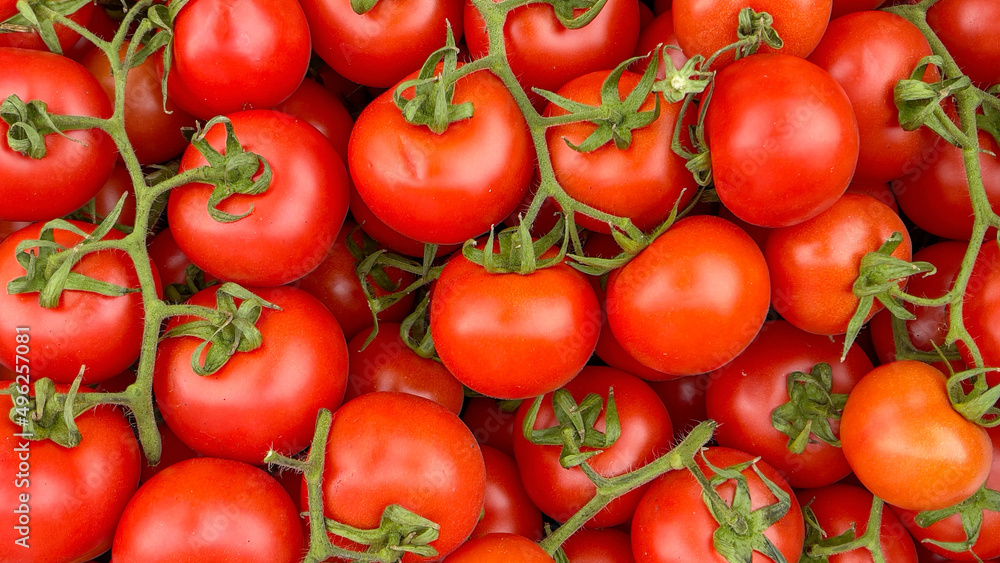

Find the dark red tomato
[[631, 447, 805, 562], [464, 0, 640, 103], [0, 48, 116, 221], [443, 533, 553, 562], [169, 109, 350, 286], [146, 228, 194, 287], [648, 374, 710, 442], [73, 161, 138, 228], [962, 240, 1000, 369], [841, 361, 992, 511], [765, 193, 912, 336], [672, 0, 831, 68], [846, 180, 898, 213], [82, 41, 196, 165], [349, 187, 461, 258], [654, 0, 671, 13], [154, 285, 349, 464], [562, 528, 635, 562], [705, 53, 858, 228], [164, 0, 311, 119], [315, 392, 486, 562], [272, 77, 354, 165], [350, 65, 534, 245], [430, 250, 601, 399], [808, 10, 940, 183], [461, 397, 518, 456], [513, 367, 673, 527], [869, 240, 968, 374], [0, 221, 32, 244], [292, 218, 416, 341], [892, 426, 1000, 561], [892, 130, 1000, 241], [927, 0, 1000, 87], [606, 215, 770, 376], [112, 458, 305, 562], [300, 0, 463, 88], [345, 323, 464, 414], [0, 221, 151, 384], [0, 0, 95, 52], [638, 0, 655, 26], [139, 423, 200, 483], [634, 10, 689, 79], [798, 484, 917, 563], [545, 69, 696, 233], [472, 445, 544, 541], [830, 0, 884, 18], [0, 386, 140, 563], [705, 320, 873, 488], [65, 4, 119, 61]]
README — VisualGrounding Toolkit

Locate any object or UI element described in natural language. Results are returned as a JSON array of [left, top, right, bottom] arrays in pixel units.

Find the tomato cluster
[[1, 0, 1000, 561]]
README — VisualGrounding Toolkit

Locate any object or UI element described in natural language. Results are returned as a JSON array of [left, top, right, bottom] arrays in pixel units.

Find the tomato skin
[[112, 457, 305, 563], [545, 70, 696, 233], [169, 109, 350, 287], [0, 0, 95, 52], [349, 187, 461, 258], [350, 66, 534, 245], [146, 228, 194, 287], [562, 528, 635, 563], [705, 53, 859, 228], [0, 221, 151, 384], [705, 320, 873, 489], [461, 397, 518, 456], [606, 215, 770, 376], [808, 10, 939, 183], [927, 0, 1000, 87], [430, 251, 601, 400], [0, 47, 117, 222], [317, 392, 486, 562], [648, 374, 710, 442], [765, 193, 912, 336], [513, 367, 673, 527], [631, 447, 804, 562], [271, 77, 354, 165], [841, 361, 992, 512], [962, 240, 1000, 370], [473, 445, 544, 541], [634, 10, 689, 79], [830, 0, 884, 18], [0, 388, 140, 563], [797, 484, 918, 563], [165, 0, 311, 119], [443, 533, 553, 562], [154, 285, 349, 464]]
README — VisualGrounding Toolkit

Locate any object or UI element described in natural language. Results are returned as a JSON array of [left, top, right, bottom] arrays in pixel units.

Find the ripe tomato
[[472, 445, 543, 541], [927, 0, 1000, 87], [648, 374, 711, 442], [513, 367, 673, 527], [705, 53, 859, 228], [0, 221, 151, 384], [154, 285, 349, 464], [634, 10, 689, 79], [430, 250, 601, 399], [962, 240, 1000, 369], [272, 77, 354, 165], [0, 0, 95, 52], [349, 65, 534, 245], [0, 386, 141, 563], [461, 397, 518, 456], [164, 0, 311, 119], [545, 69, 696, 233], [606, 215, 770, 376], [0, 47, 117, 222], [168, 109, 350, 286], [300, 0, 464, 88], [808, 10, 939, 183], [443, 533, 553, 562], [349, 187, 461, 258], [562, 528, 635, 563], [840, 361, 992, 512], [314, 392, 486, 561], [765, 193, 912, 336], [112, 457, 305, 562]]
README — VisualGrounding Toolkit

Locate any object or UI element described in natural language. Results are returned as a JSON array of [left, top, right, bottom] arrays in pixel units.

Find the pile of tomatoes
[[1, 0, 1000, 560]]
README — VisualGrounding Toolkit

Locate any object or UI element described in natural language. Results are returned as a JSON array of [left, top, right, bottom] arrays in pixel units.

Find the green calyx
[[521, 387, 621, 471], [161, 283, 281, 376], [1, 376, 85, 447], [393, 24, 473, 135], [652, 50, 712, 104], [947, 366, 1000, 425], [770, 363, 848, 454], [0, 0, 93, 54], [188, 116, 273, 223], [463, 216, 569, 275], [549, 0, 609, 29], [735, 7, 783, 60], [915, 483, 1000, 556], [1, 94, 80, 159], [895, 55, 974, 147], [801, 496, 889, 562], [324, 504, 440, 562]]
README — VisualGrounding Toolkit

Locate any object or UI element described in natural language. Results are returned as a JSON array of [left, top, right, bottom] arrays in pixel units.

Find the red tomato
[[315, 392, 486, 561], [139, 423, 199, 484], [606, 215, 770, 376], [705, 53, 859, 228], [634, 10, 689, 79], [808, 10, 940, 183], [0, 221, 151, 384], [513, 367, 673, 527], [765, 193, 912, 336], [271, 77, 354, 165], [473, 445, 544, 541], [562, 528, 635, 563], [349, 65, 534, 245], [0, 0, 95, 52], [112, 457, 305, 562], [443, 533, 553, 562], [705, 320, 873, 488], [300, 0, 464, 88], [85, 162, 138, 228], [962, 240, 1000, 369], [0, 47, 117, 222], [164, 0, 311, 119], [345, 323, 464, 414], [430, 249, 601, 399], [349, 187, 461, 258], [0, 386, 141, 563], [169, 109, 350, 286], [927, 0, 1000, 87], [648, 374, 711, 442], [841, 361, 992, 511], [846, 180, 898, 213], [154, 285, 349, 464], [461, 397, 518, 456], [631, 447, 805, 562], [672, 0, 831, 68], [146, 228, 195, 287], [830, 0, 884, 18], [545, 69, 696, 233]]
